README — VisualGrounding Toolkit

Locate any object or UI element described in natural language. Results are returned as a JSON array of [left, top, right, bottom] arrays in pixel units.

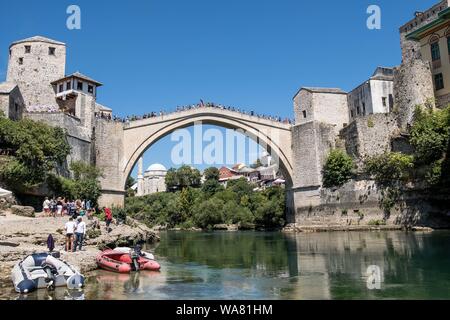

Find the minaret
[[137, 157, 144, 196]]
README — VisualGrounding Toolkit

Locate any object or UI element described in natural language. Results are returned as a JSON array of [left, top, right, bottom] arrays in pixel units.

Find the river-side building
[[348, 67, 394, 120], [400, 0, 450, 107], [0, 35, 113, 170]]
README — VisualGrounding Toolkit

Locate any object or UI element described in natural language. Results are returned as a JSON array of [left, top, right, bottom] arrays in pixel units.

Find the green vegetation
[[0, 114, 70, 191], [364, 105, 450, 213], [165, 165, 201, 191], [322, 149, 354, 188], [123, 166, 286, 230], [47, 161, 103, 206], [368, 219, 386, 226]]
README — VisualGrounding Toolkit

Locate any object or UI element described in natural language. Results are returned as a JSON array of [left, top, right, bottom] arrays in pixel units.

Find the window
[[77, 81, 83, 91], [431, 41, 441, 61], [382, 97, 387, 107], [59, 84, 64, 93], [67, 81, 71, 90], [362, 102, 366, 115], [357, 106, 360, 115], [88, 85, 94, 94], [49, 47, 56, 55], [302, 110, 307, 119], [25, 45, 31, 53], [447, 36, 450, 55], [351, 110, 354, 118], [434, 73, 444, 90], [18, 57, 23, 65], [389, 94, 394, 112]]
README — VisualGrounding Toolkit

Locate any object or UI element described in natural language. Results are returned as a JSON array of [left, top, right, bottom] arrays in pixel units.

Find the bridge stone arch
[[95, 107, 293, 210]]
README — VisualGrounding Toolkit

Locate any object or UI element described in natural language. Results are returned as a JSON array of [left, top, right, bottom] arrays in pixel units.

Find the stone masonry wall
[[393, 59, 435, 130], [339, 113, 399, 170], [7, 40, 66, 108]]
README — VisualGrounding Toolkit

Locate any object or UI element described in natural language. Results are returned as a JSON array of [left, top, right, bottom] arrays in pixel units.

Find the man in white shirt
[[74, 217, 86, 252], [64, 217, 76, 252]]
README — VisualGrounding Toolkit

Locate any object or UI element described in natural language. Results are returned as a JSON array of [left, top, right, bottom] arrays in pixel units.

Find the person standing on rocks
[[64, 217, 76, 252], [43, 197, 51, 217], [104, 207, 113, 233], [50, 198, 57, 218], [56, 197, 63, 217], [73, 217, 86, 252]]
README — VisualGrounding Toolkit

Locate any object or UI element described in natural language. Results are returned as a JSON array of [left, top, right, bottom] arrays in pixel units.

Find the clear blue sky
[[0, 0, 438, 176]]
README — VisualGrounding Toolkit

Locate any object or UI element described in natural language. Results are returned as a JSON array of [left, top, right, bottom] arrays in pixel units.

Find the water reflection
[[10, 288, 85, 300], [1, 231, 450, 300]]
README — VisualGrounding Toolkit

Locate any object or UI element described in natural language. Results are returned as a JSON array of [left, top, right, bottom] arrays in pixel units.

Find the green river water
[[2, 230, 450, 300]]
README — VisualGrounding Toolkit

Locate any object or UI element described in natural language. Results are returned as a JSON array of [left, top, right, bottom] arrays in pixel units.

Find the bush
[[322, 149, 354, 188], [193, 198, 224, 229], [410, 105, 450, 164], [368, 219, 386, 226], [365, 152, 414, 187], [122, 174, 286, 230], [0, 115, 70, 190]]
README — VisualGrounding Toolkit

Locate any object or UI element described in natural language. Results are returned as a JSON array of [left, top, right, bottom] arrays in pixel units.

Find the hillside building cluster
[[291, 0, 450, 216]]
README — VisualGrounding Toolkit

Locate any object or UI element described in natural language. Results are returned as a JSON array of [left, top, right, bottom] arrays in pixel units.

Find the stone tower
[[7, 36, 66, 108]]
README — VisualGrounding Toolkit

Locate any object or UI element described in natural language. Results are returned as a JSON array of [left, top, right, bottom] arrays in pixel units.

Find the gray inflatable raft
[[11, 253, 84, 294]]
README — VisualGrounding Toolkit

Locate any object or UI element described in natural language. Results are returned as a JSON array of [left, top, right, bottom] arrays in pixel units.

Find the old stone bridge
[[95, 106, 295, 211]]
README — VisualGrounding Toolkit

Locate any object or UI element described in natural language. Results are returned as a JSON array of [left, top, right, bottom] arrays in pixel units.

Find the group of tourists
[[64, 216, 86, 252], [95, 101, 294, 125], [42, 196, 115, 252], [42, 197, 94, 218], [63, 206, 113, 252]]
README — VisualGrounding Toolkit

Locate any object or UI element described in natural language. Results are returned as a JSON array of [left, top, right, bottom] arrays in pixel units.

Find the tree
[[125, 176, 136, 198], [126, 176, 136, 189], [201, 179, 224, 198], [364, 152, 414, 213], [227, 177, 254, 202], [322, 149, 354, 188], [47, 161, 103, 206], [410, 105, 450, 164], [165, 166, 201, 191], [250, 158, 263, 169], [203, 167, 220, 181], [193, 198, 224, 229], [0, 115, 71, 191]]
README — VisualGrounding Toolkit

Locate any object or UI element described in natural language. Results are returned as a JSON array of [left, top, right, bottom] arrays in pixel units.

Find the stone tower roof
[[10, 36, 65, 48], [51, 72, 103, 86]]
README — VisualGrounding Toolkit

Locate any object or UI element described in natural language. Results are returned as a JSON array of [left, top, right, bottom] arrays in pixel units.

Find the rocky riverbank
[[0, 210, 160, 288]]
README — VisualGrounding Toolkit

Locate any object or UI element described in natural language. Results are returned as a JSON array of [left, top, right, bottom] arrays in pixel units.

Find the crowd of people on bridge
[[94, 101, 294, 125]]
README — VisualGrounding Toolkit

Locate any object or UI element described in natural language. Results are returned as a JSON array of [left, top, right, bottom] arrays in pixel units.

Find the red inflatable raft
[[96, 249, 161, 273]]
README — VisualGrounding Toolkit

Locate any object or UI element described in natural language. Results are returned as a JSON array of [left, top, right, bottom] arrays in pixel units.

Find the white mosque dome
[[146, 163, 167, 172]]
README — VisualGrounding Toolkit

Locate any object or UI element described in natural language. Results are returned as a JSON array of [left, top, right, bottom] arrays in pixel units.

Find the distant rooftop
[[10, 36, 65, 48], [51, 72, 103, 86], [0, 82, 17, 94], [294, 87, 346, 98], [370, 67, 394, 81]]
